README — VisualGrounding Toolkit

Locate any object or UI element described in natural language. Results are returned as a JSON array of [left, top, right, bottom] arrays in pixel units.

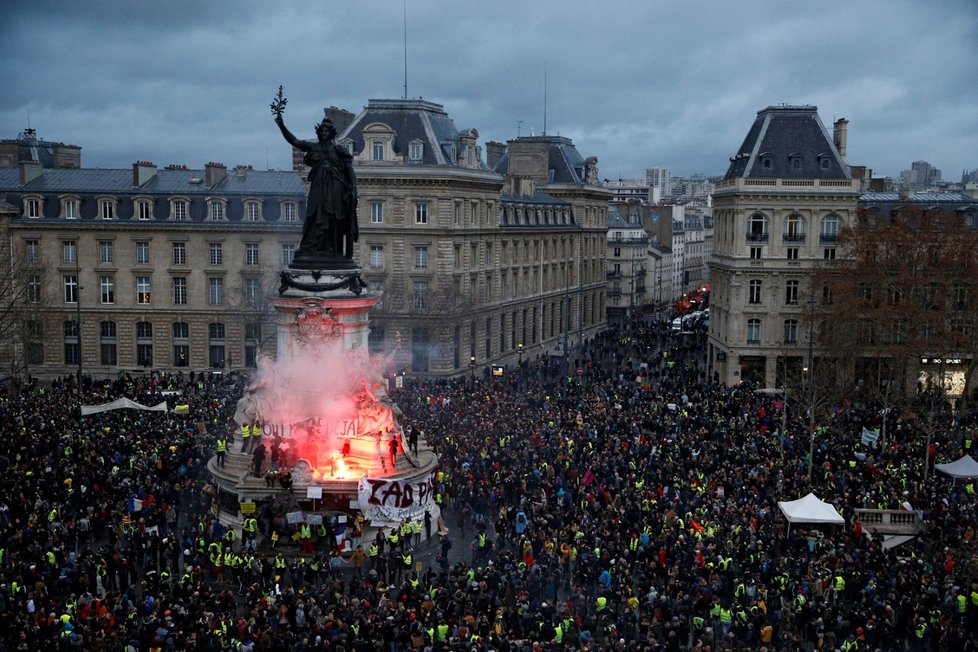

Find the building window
[[783, 214, 805, 242], [99, 199, 115, 220], [749, 247, 762, 260], [63, 275, 78, 304], [821, 214, 840, 243], [747, 213, 768, 242], [209, 277, 224, 305], [172, 199, 188, 221], [209, 242, 223, 265], [99, 276, 114, 304], [245, 243, 260, 266], [281, 201, 297, 222], [98, 241, 113, 264], [26, 321, 43, 364], [244, 277, 260, 306], [27, 274, 42, 303], [171, 242, 186, 265], [824, 248, 836, 260], [282, 244, 295, 266], [454, 203, 461, 226], [784, 319, 799, 344], [748, 280, 762, 304], [135, 199, 151, 220], [26, 198, 42, 219], [136, 276, 151, 304], [785, 280, 799, 305], [370, 201, 384, 224], [409, 142, 423, 161], [747, 318, 761, 344], [368, 326, 385, 355], [135, 241, 150, 264], [63, 241, 77, 264], [413, 281, 428, 310], [173, 277, 187, 305], [245, 322, 261, 367], [63, 198, 79, 219], [64, 320, 79, 365], [172, 322, 189, 367], [245, 201, 262, 222], [136, 321, 153, 367], [25, 240, 39, 262], [786, 247, 799, 260], [100, 321, 117, 365], [208, 322, 225, 368], [372, 141, 384, 161], [613, 247, 621, 257], [415, 202, 428, 225], [414, 246, 428, 270], [208, 200, 226, 221], [369, 245, 384, 269]]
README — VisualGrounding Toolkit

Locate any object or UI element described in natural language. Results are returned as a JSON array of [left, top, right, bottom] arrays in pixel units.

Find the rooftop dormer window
[[408, 140, 424, 162], [788, 153, 802, 170]]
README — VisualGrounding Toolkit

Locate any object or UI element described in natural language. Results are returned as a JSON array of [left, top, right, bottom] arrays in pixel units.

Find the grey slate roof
[[339, 99, 485, 168], [0, 167, 304, 195], [499, 190, 568, 206], [723, 105, 849, 181], [607, 204, 645, 229], [491, 136, 590, 184]]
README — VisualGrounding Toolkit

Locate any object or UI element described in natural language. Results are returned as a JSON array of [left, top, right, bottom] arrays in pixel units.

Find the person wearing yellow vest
[[240, 422, 252, 452], [216, 436, 228, 468], [719, 605, 733, 634], [299, 522, 315, 555]]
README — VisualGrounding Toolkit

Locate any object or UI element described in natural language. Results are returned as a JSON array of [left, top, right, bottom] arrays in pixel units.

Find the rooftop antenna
[[402, 0, 409, 99], [543, 60, 547, 136], [27, 107, 31, 129], [516, 120, 523, 138]]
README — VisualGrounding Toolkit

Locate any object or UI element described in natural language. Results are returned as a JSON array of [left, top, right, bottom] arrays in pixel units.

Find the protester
[[1, 318, 976, 651]]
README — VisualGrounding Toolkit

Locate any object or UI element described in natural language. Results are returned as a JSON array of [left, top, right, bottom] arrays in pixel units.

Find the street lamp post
[[805, 291, 816, 483], [469, 355, 476, 379], [518, 343, 523, 367]]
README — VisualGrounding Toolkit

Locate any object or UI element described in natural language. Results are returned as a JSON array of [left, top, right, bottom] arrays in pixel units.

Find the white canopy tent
[[778, 493, 845, 535], [935, 455, 978, 479]]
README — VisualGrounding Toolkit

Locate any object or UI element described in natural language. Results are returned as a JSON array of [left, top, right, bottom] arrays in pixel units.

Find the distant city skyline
[[2, 1, 976, 180]]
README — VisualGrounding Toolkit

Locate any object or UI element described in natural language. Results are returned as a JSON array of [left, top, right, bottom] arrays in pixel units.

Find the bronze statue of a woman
[[272, 87, 358, 263]]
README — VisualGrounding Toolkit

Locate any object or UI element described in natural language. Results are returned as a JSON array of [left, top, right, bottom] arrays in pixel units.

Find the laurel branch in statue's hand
[[270, 85, 288, 118]]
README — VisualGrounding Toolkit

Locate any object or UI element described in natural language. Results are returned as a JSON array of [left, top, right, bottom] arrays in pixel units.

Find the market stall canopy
[[778, 493, 845, 525], [935, 455, 978, 479]]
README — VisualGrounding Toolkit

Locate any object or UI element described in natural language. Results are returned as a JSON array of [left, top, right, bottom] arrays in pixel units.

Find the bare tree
[[229, 263, 281, 365], [0, 237, 51, 381], [815, 203, 978, 411]]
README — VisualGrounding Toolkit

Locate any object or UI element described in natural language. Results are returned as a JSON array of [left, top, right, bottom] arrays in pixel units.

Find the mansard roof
[[340, 98, 486, 168], [491, 135, 592, 185], [723, 105, 849, 181]]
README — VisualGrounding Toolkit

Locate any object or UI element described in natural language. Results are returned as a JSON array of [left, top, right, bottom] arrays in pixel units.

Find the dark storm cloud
[[2, 1, 976, 180]]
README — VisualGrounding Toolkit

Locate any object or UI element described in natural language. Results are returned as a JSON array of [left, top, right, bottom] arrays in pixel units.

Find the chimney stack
[[205, 161, 227, 187], [833, 118, 848, 162], [132, 161, 157, 186], [486, 141, 506, 170], [19, 160, 43, 184]]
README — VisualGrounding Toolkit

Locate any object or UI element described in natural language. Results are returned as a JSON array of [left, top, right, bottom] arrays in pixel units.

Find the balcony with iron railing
[[782, 233, 806, 243], [746, 232, 769, 243], [819, 233, 839, 244]]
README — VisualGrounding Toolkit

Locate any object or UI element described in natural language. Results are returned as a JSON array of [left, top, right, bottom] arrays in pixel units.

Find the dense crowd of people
[[0, 320, 976, 651]]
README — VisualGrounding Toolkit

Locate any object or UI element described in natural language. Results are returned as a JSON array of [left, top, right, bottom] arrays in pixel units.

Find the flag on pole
[[127, 497, 144, 513]]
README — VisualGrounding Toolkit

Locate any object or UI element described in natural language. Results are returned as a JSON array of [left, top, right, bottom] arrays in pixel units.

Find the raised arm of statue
[[271, 86, 309, 151]]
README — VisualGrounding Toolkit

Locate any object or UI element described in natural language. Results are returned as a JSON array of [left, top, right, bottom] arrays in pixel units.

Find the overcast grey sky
[[2, 1, 976, 181]]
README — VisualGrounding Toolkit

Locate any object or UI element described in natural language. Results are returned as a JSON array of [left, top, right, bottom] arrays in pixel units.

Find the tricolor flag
[[127, 497, 144, 513], [333, 520, 347, 550]]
